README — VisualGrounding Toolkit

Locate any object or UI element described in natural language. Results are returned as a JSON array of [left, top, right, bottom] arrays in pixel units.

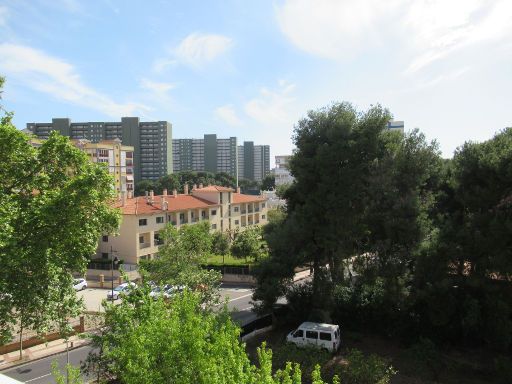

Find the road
[[1, 284, 258, 384]]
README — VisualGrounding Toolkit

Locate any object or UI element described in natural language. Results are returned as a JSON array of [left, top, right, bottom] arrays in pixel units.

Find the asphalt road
[[2, 284, 258, 383]]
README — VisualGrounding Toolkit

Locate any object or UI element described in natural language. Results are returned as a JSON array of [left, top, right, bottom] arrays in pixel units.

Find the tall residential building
[[172, 134, 238, 178], [26, 117, 173, 183], [387, 120, 404, 132], [238, 142, 270, 182], [28, 137, 135, 195], [74, 139, 135, 195], [274, 155, 294, 186]]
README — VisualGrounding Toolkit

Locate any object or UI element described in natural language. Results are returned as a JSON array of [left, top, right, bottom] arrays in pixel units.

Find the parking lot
[[77, 284, 255, 313]]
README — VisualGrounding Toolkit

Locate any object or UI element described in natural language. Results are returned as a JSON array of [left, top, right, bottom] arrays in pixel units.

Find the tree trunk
[[19, 324, 23, 360]]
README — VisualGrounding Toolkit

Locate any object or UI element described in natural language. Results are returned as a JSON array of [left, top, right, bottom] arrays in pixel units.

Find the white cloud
[[175, 33, 233, 67], [0, 5, 9, 27], [214, 104, 242, 127], [140, 78, 175, 94], [276, 0, 512, 72], [244, 80, 297, 126], [0, 43, 150, 117], [154, 32, 233, 71]]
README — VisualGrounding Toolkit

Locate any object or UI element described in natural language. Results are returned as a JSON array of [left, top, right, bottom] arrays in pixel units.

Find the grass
[[204, 253, 263, 267]]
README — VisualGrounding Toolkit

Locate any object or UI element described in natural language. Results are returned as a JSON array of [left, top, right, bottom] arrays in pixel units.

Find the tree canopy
[[0, 83, 120, 349]]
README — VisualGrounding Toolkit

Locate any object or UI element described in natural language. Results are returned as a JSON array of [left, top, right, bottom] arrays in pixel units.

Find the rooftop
[[115, 194, 218, 215]]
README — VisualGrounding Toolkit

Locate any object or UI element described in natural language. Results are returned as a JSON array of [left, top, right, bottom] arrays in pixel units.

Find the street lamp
[[111, 251, 119, 303]]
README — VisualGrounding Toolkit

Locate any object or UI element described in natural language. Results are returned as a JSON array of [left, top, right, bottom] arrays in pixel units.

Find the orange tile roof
[[232, 193, 267, 204], [114, 194, 219, 215], [195, 185, 234, 192]]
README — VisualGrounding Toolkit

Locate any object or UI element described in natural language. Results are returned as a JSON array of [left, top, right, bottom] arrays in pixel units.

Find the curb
[[0, 340, 92, 372]]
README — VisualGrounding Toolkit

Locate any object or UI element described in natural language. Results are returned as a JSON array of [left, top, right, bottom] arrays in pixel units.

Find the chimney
[[199, 183, 203, 189], [162, 198, 168, 211], [127, 190, 133, 199], [184, 184, 189, 195], [193, 184, 197, 190], [149, 190, 154, 204], [163, 188, 168, 196], [236, 187, 241, 194], [172, 189, 178, 197]]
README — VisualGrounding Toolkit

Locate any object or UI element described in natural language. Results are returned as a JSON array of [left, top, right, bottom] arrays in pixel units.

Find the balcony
[[139, 242, 151, 249]]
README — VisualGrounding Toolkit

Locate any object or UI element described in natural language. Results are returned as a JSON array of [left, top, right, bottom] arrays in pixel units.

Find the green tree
[[211, 231, 230, 255], [231, 226, 266, 261], [85, 286, 339, 384], [261, 174, 276, 191], [0, 79, 119, 354], [141, 221, 221, 305], [135, 179, 156, 196]]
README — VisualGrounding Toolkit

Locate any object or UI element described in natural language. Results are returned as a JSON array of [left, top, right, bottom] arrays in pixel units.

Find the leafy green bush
[[338, 349, 396, 384], [409, 337, 444, 380], [273, 343, 331, 377], [494, 356, 512, 384]]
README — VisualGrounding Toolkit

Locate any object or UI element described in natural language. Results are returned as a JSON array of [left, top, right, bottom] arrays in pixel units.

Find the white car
[[107, 282, 136, 300], [73, 278, 87, 291], [286, 322, 341, 353]]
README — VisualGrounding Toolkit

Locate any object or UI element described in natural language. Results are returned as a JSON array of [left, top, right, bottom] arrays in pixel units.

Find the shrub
[[273, 343, 331, 378], [338, 349, 396, 384], [494, 356, 512, 384], [409, 337, 444, 381]]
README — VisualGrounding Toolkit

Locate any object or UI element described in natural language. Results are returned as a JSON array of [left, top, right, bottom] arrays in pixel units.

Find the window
[[201, 211, 206, 218], [139, 236, 144, 244], [179, 213, 185, 220], [211, 224, 217, 230], [156, 216, 164, 224], [191, 212, 194, 218], [262, 215, 266, 219], [101, 252, 109, 259], [102, 235, 108, 242], [293, 329, 303, 338], [211, 210, 217, 216], [320, 332, 332, 341], [262, 203, 266, 208], [139, 218, 147, 226], [306, 331, 318, 339], [220, 193, 223, 204], [234, 206, 239, 212], [235, 220, 239, 225]]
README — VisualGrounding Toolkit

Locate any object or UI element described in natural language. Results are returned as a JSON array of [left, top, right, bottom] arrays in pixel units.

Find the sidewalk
[[0, 335, 90, 371]]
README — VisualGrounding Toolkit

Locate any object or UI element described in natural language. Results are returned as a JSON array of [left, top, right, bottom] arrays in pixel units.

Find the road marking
[[227, 293, 253, 303], [25, 373, 52, 382]]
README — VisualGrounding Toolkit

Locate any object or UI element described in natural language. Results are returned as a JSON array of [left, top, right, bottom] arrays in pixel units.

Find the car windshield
[[114, 285, 125, 292], [73, 280, 80, 285]]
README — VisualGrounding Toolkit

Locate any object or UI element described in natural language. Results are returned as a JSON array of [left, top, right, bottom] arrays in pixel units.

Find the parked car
[[107, 282, 136, 300], [149, 285, 170, 300], [73, 278, 87, 291], [286, 322, 341, 353]]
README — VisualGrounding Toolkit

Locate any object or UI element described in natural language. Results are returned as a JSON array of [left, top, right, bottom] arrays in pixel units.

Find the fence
[[204, 265, 252, 276], [0, 317, 85, 355]]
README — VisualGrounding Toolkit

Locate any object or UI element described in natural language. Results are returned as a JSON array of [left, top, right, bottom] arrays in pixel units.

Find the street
[[1, 284, 258, 383]]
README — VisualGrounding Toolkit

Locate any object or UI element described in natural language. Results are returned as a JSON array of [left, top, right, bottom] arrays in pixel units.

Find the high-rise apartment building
[[26, 117, 173, 183], [238, 142, 270, 182], [172, 134, 238, 178]]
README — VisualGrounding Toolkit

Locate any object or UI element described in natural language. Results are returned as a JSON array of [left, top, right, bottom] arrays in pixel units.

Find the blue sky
[[1, 0, 511, 163]]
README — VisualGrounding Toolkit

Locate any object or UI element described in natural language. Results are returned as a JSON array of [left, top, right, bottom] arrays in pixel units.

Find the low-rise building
[[97, 185, 268, 265]]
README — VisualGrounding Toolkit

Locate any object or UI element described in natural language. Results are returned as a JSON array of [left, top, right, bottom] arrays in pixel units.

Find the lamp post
[[110, 246, 118, 303]]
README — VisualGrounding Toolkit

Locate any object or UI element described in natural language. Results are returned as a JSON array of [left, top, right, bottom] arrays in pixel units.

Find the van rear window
[[306, 331, 318, 339], [320, 332, 332, 341]]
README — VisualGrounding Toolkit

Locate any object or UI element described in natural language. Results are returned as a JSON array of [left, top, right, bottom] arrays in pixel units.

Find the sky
[[1, 0, 511, 163]]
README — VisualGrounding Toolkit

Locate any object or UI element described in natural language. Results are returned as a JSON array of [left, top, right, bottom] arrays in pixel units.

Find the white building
[[274, 155, 294, 186]]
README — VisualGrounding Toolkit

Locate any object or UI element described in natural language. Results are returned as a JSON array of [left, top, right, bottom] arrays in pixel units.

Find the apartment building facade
[[238, 142, 270, 182], [74, 139, 134, 195], [387, 120, 404, 132], [26, 117, 173, 183], [274, 155, 294, 187], [172, 134, 238, 178], [97, 185, 268, 264]]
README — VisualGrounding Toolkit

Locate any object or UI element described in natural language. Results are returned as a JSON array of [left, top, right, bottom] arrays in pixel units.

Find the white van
[[286, 322, 341, 352]]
